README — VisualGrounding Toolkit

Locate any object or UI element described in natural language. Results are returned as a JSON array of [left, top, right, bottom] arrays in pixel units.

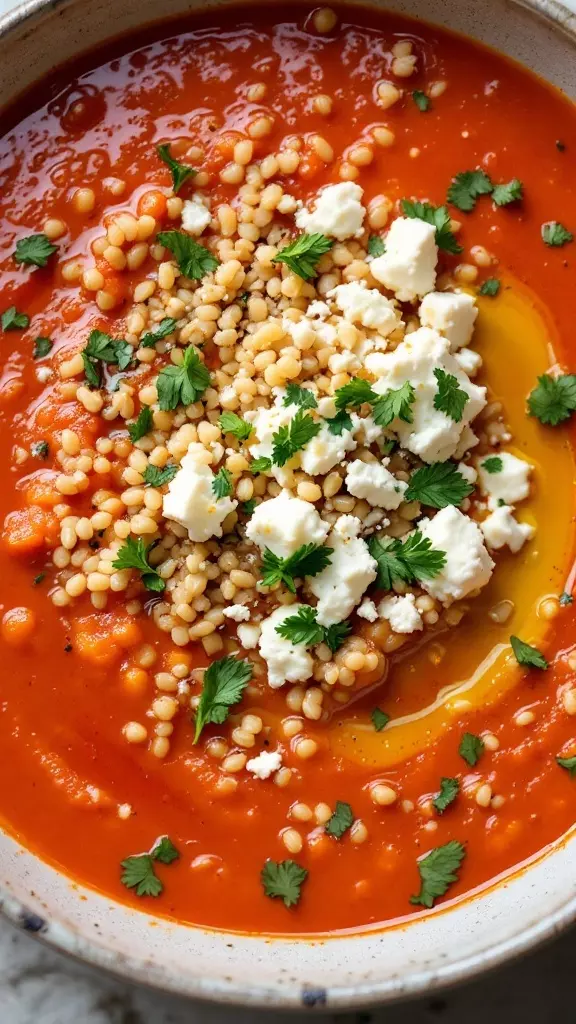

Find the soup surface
[[0, 3, 575, 936]]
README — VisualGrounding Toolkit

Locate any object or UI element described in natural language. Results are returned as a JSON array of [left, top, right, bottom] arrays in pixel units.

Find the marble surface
[[0, 0, 575, 1019]]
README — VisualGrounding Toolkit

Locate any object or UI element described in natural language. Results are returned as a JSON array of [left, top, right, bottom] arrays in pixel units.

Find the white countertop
[[0, 0, 575, 1019]]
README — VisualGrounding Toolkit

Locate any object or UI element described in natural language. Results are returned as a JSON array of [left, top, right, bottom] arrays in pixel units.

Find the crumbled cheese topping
[[419, 291, 478, 351], [181, 195, 212, 236], [246, 749, 283, 779], [418, 506, 495, 604], [476, 451, 532, 509], [328, 280, 402, 336], [163, 443, 237, 542], [295, 181, 366, 240], [307, 515, 377, 626], [378, 593, 424, 633], [481, 506, 535, 553], [345, 458, 408, 510], [222, 603, 251, 622], [371, 216, 437, 301], [258, 604, 315, 688], [246, 489, 329, 559]]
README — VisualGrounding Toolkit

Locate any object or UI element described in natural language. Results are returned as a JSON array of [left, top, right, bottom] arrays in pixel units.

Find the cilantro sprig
[[2, 306, 29, 331], [272, 410, 321, 466], [405, 462, 475, 508], [368, 530, 446, 590], [527, 374, 576, 426], [367, 235, 385, 257], [82, 330, 133, 388], [447, 169, 494, 212], [492, 178, 523, 206], [433, 368, 469, 422], [325, 410, 354, 435], [459, 732, 484, 767], [33, 336, 53, 359], [212, 466, 233, 499], [412, 90, 430, 112], [557, 755, 576, 777], [433, 777, 459, 814], [14, 233, 58, 268], [128, 406, 153, 444], [284, 383, 318, 410], [325, 801, 354, 839], [261, 859, 308, 908], [275, 605, 350, 652], [193, 655, 253, 743], [334, 377, 376, 411], [401, 199, 462, 255], [121, 835, 180, 898], [510, 635, 548, 670], [140, 317, 179, 348], [372, 381, 415, 427], [112, 536, 165, 592], [273, 233, 333, 280], [261, 544, 333, 594], [156, 142, 197, 194], [157, 230, 219, 280], [410, 840, 466, 908], [371, 707, 390, 731], [479, 278, 500, 297], [143, 464, 179, 487], [219, 410, 253, 441], [157, 346, 210, 411], [482, 456, 503, 474], [542, 221, 573, 247]]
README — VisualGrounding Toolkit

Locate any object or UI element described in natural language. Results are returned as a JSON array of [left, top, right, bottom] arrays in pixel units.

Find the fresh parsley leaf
[[557, 755, 576, 777], [151, 835, 180, 864], [433, 777, 459, 814], [273, 233, 333, 280], [82, 329, 132, 387], [372, 381, 415, 427], [112, 536, 165, 592], [482, 456, 503, 473], [367, 234, 385, 257], [433, 368, 469, 422], [368, 530, 447, 589], [401, 199, 463, 255], [510, 635, 548, 670], [128, 406, 153, 443], [219, 410, 253, 441], [142, 463, 179, 487], [156, 142, 197, 194], [542, 221, 573, 247], [120, 854, 163, 897], [323, 620, 352, 653], [284, 382, 318, 410], [2, 306, 29, 331], [447, 169, 493, 212], [559, 592, 573, 606], [412, 90, 430, 112], [410, 840, 466, 908], [33, 573, 45, 586], [250, 456, 272, 474], [157, 230, 219, 280], [212, 466, 233, 499], [527, 373, 576, 426], [325, 800, 354, 839], [31, 440, 49, 459], [334, 377, 376, 411], [325, 410, 354, 436], [157, 346, 211, 411], [261, 859, 308, 908], [459, 732, 484, 766], [405, 461, 475, 508], [260, 543, 333, 594], [242, 499, 257, 516], [492, 178, 523, 206], [276, 606, 325, 647], [14, 233, 57, 267], [140, 317, 179, 348], [33, 336, 53, 359], [272, 410, 321, 466], [193, 655, 253, 742], [371, 707, 390, 731], [479, 278, 500, 297]]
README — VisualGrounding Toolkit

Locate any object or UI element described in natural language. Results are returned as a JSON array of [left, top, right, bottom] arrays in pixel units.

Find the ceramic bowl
[[0, 0, 575, 1010]]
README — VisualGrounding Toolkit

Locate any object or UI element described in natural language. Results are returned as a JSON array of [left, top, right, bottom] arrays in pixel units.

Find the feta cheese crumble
[[419, 291, 478, 351], [295, 181, 366, 240], [307, 515, 378, 626], [163, 443, 237, 542], [480, 506, 535, 553], [378, 593, 424, 633], [300, 419, 357, 476], [181, 195, 212, 236], [454, 347, 483, 377], [222, 604, 251, 622], [246, 749, 283, 779], [345, 458, 408, 509], [477, 451, 533, 509], [246, 489, 329, 559], [357, 598, 379, 622], [328, 281, 402, 336], [418, 506, 495, 604], [370, 216, 438, 301], [259, 604, 315, 689], [237, 623, 261, 650]]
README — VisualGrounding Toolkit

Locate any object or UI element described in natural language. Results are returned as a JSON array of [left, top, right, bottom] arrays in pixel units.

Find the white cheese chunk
[[223, 604, 251, 622], [307, 515, 377, 626], [295, 181, 366, 240], [454, 347, 483, 377], [457, 462, 478, 485], [476, 451, 532, 509], [237, 623, 261, 650], [351, 413, 385, 446], [418, 506, 494, 604], [454, 425, 480, 459], [245, 489, 329, 559], [345, 458, 408, 510], [368, 327, 487, 463], [300, 420, 357, 476], [480, 506, 535, 553], [307, 300, 331, 319], [246, 749, 283, 779], [163, 444, 237, 542], [327, 281, 402, 337], [370, 217, 437, 301], [258, 604, 314, 689], [378, 593, 423, 633], [328, 350, 361, 374], [357, 598, 378, 622], [181, 195, 212, 236], [419, 291, 478, 351], [244, 395, 296, 486]]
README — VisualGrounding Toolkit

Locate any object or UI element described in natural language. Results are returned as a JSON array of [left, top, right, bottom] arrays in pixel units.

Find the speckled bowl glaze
[[1, 0, 576, 1010]]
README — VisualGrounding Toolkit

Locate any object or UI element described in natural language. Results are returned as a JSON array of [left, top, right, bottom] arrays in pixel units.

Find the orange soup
[[0, 3, 575, 935]]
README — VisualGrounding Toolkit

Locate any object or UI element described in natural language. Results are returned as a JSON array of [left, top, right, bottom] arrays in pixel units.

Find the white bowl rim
[[0, 0, 576, 1010]]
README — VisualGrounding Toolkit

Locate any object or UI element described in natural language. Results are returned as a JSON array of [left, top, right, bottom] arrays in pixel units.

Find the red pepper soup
[[0, 3, 575, 935]]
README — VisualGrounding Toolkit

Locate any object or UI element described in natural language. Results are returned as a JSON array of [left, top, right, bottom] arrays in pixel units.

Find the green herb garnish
[[410, 840, 466, 908], [405, 461, 475, 508], [433, 777, 459, 814], [142, 464, 179, 487], [459, 732, 484, 766], [401, 199, 463, 254], [140, 317, 179, 348], [156, 143, 197, 194], [412, 90, 430, 112], [219, 410, 253, 441], [542, 221, 573, 247], [128, 406, 153, 444], [433, 368, 469, 422], [527, 373, 576, 426], [271, 410, 321, 466], [273, 233, 333, 280], [371, 707, 390, 731], [325, 801, 354, 839], [193, 655, 253, 743], [447, 169, 493, 212], [33, 336, 53, 359], [510, 635, 548, 670], [2, 306, 29, 331], [368, 530, 446, 590], [283, 382, 318, 410], [261, 544, 333, 594], [156, 346, 210, 411], [157, 230, 219, 279], [112, 536, 165, 592], [261, 859, 308, 908], [212, 466, 233, 499], [14, 233, 58, 267]]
